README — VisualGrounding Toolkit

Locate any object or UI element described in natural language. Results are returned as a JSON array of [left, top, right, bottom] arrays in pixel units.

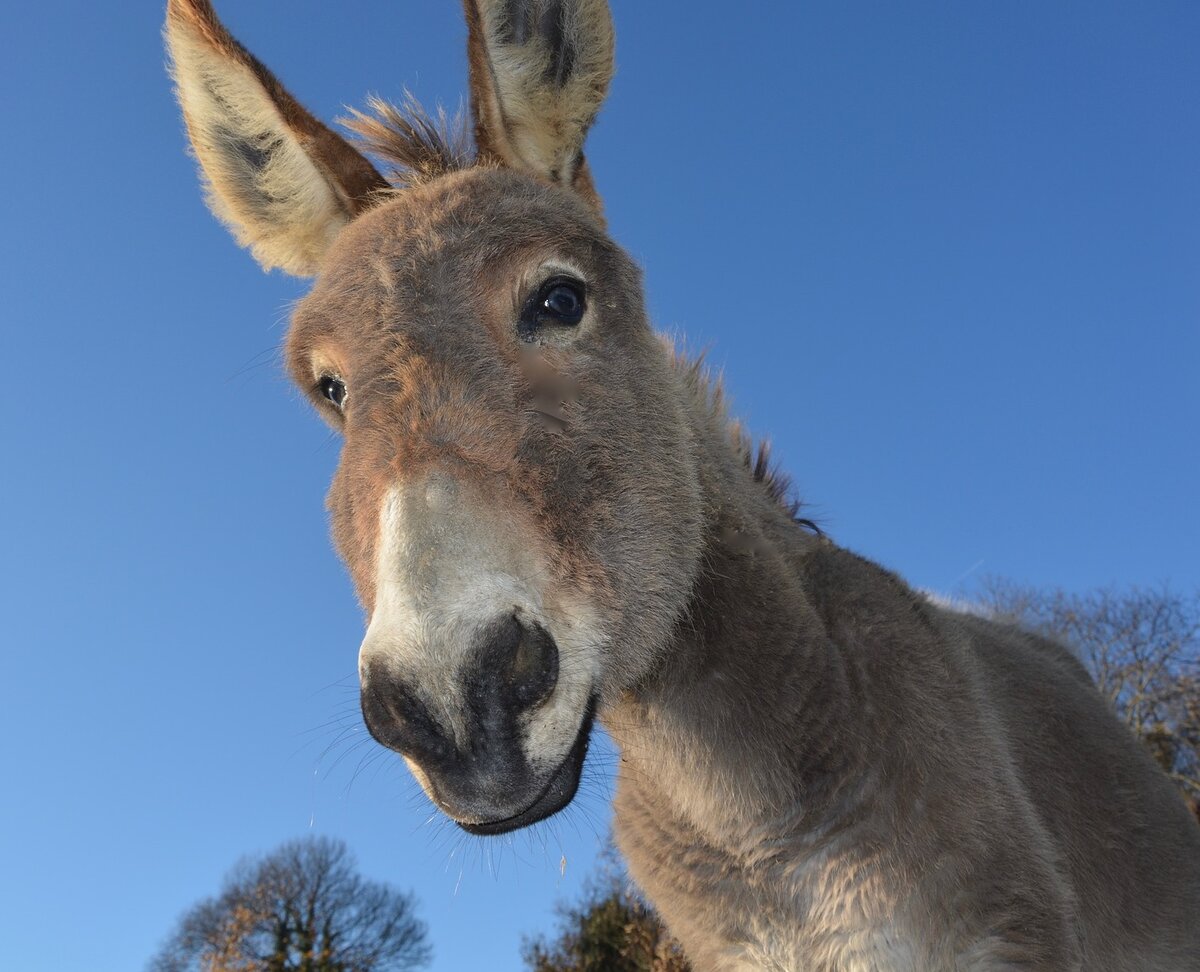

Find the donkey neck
[[604, 374, 866, 849]]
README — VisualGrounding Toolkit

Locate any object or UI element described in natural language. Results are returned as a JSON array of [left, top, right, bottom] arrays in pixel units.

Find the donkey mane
[[674, 350, 815, 527], [342, 95, 474, 190]]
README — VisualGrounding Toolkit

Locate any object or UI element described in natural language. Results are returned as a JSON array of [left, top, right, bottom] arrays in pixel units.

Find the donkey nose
[[359, 614, 560, 766]]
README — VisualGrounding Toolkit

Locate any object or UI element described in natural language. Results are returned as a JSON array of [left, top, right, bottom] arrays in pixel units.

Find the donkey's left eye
[[540, 282, 585, 324], [521, 277, 587, 337]]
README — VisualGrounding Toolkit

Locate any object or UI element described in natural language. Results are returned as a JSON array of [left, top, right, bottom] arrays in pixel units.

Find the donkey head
[[167, 0, 704, 833]]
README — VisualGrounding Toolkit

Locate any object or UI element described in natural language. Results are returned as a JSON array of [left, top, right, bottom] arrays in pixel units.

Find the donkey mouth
[[458, 697, 596, 836]]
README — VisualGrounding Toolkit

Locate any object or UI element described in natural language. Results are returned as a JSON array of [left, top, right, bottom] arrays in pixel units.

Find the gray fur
[[609, 378, 1200, 968]]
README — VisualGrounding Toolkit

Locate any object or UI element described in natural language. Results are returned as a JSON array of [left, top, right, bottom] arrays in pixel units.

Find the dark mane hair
[[675, 352, 819, 533]]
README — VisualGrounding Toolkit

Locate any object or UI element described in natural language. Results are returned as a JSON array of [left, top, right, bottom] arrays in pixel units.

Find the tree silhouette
[[522, 844, 690, 972], [149, 836, 431, 972]]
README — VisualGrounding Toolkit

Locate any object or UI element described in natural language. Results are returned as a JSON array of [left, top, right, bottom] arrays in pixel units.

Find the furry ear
[[463, 0, 614, 212], [165, 0, 389, 276]]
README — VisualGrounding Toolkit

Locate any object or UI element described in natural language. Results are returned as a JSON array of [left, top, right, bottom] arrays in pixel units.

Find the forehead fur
[[340, 164, 609, 263], [287, 166, 619, 361]]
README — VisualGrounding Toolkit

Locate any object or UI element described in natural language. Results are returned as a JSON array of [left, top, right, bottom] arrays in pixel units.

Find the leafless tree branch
[[148, 837, 431, 972]]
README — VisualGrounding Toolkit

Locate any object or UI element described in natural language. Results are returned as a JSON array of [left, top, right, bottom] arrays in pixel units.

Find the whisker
[[224, 345, 280, 384]]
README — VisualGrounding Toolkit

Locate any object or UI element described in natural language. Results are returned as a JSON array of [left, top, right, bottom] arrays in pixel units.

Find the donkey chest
[[714, 865, 920, 972], [614, 793, 922, 971], [725, 904, 920, 972]]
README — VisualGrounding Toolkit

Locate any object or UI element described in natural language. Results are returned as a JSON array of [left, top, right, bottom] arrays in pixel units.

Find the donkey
[[166, 1, 1200, 968]]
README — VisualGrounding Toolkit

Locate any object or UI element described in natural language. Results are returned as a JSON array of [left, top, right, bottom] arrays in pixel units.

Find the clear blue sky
[[2, 1, 1197, 969]]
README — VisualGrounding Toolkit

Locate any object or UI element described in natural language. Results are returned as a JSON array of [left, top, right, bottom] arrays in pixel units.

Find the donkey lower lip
[[459, 697, 596, 836]]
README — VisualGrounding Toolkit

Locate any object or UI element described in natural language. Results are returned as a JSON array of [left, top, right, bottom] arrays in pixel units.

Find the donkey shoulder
[[794, 540, 1200, 968]]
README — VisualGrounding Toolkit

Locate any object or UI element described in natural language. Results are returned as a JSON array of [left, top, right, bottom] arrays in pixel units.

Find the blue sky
[[2, 1, 1197, 969]]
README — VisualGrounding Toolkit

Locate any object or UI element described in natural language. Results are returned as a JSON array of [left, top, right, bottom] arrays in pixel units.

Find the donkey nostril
[[505, 616, 560, 710], [360, 662, 452, 764]]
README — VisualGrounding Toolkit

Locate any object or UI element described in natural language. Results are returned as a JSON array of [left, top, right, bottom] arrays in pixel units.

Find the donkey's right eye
[[317, 375, 347, 409]]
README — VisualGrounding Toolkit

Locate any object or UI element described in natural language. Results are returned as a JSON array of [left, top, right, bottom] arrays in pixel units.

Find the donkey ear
[[165, 0, 389, 276], [463, 0, 614, 211]]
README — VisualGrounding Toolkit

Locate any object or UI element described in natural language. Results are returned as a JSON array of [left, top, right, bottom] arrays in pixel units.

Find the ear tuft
[[165, 0, 388, 275]]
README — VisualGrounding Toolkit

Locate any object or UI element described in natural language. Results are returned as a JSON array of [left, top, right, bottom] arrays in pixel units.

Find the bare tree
[[978, 581, 1200, 812], [149, 836, 431, 972]]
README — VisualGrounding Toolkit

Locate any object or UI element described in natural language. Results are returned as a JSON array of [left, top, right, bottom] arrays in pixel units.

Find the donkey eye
[[521, 277, 586, 339], [317, 375, 347, 409], [540, 282, 585, 324]]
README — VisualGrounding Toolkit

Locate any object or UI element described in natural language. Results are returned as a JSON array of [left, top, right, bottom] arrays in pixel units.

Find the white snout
[[359, 476, 605, 791]]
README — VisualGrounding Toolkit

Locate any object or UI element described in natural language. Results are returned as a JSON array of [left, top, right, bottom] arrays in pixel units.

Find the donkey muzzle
[[360, 613, 591, 832]]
